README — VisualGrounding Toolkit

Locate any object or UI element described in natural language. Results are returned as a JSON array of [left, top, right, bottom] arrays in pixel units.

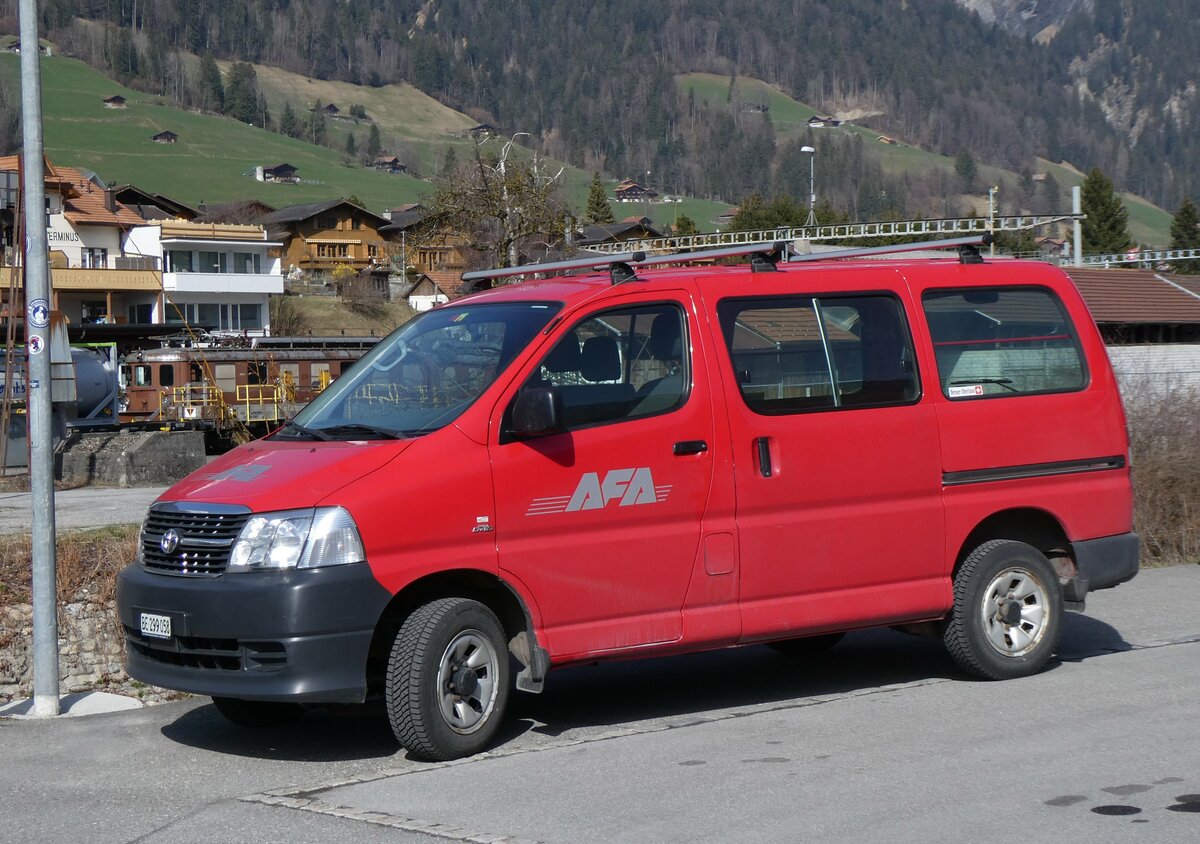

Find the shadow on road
[[157, 614, 1132, 762], [160, 700, 399, 763]]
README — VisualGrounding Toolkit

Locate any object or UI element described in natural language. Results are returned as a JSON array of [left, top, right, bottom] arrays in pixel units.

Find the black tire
[[211, 697, 305, 728], [943, 539, 1063, 680], [767, 632, 845, 656], [385, 597, 510, 761]]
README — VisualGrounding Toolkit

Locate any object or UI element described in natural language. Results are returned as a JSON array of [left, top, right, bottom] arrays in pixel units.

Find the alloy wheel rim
[[436, 629, 498, 734], [979, 567, 1050, 657]]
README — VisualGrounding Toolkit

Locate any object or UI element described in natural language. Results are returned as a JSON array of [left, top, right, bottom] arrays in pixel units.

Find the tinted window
[[922, 287, 1085, 399], [526, 304, 688, 428], [718, 295, 919, 413]]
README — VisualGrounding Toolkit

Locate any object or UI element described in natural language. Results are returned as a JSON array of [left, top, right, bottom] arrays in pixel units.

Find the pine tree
[[674, 214, 699, 236], [198, 52, 224, 113], [1080, 167, 1132, 254], [955, 150, 977, 193], [440, 146, 459, 177], [308, 101, 328, 146], [1169, 197, 1200, 273], [223, 62, 259, 124], [366, 123, 382, 160], [346, 132, 358, 158], [584, 173, 615, 224], [279, 103, 299, 138]]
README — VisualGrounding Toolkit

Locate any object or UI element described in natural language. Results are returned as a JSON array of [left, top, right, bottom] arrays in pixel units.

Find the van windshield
[[280, 302, 560, 440]]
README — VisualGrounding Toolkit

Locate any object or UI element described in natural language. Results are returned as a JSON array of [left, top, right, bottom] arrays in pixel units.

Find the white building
[[124, 221, 283, 335]]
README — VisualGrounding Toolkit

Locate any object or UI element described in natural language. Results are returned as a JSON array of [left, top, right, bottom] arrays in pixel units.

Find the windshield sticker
[[526, 467, 672, 515], [948, 384, 985, 398], [452, 312, 469, 322]]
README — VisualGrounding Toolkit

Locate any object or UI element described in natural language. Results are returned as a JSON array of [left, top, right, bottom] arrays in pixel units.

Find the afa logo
[[526, 467, 672, 516]]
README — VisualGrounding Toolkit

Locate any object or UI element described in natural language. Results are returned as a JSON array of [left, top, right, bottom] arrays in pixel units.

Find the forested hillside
[[3, 0, 1196, 218]]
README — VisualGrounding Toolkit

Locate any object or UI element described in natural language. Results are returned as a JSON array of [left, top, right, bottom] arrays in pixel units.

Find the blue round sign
[[28, 298, 50, 329]]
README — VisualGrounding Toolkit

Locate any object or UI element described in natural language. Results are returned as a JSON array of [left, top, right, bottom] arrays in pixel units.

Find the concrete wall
[[57, 430, 206, 488]]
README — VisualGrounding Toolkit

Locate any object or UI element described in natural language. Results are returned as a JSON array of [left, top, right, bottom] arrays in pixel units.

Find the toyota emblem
[[160, 529, 180, 555]]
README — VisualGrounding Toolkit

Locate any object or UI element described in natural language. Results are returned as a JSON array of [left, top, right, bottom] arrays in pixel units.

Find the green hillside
[[678, 72, 1172, 245], [0, 53, 728, 230]]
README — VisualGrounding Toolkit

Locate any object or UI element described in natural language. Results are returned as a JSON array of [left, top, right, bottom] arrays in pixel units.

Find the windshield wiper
[[314, 423, 406, 440], [951, 378, 1020, 393], [276, 422, 333, 441]]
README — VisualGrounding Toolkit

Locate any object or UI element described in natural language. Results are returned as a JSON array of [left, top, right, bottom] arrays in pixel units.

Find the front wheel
[[385, 597, 510, 761], [943, 539, 1063, 680]]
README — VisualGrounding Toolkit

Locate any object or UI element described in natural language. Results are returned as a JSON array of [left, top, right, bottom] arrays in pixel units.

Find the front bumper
[[1065, 532, 1140, 600], [116, 562, 392, 703]]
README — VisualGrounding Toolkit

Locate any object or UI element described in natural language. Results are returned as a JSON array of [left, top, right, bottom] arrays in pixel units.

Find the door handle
[[673, 440, 708, 456], [755, 437, 773, 477]]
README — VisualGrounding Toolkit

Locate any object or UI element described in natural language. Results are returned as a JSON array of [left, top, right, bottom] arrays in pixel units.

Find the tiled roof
[[261, 199, 390, 228], [425, 269, 470, 298], [54, 166, 145, 227], [1061, 267, 1200, 325]]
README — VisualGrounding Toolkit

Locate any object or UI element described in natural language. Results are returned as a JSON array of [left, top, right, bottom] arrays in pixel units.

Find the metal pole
[[801, 146, 816, 227], [18, 0, 60, 717], [1072, 186, 1083, 267], [987, 186, 998, 256]]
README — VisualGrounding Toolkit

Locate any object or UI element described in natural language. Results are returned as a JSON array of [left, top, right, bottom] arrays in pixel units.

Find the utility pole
[[1072, 186, 1083, 267], [18, 0, 60, 716]]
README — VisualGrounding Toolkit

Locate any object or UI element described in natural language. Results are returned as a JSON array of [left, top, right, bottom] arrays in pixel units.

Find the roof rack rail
[[459, 234, 993, 291], [787, 233, 992, 265]]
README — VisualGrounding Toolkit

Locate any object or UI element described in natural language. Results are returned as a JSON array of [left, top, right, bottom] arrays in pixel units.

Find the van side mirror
[[510, 387, 564, 437]]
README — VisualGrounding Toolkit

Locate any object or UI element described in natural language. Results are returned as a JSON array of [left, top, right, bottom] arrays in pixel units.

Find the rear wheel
[[385, 597, 510, 761], [943, 540, 1063, 680], [211, 697, 305, 728]]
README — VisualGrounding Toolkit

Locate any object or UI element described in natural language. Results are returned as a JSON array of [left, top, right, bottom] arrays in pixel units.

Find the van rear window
[[922, 287, 1086, 399]]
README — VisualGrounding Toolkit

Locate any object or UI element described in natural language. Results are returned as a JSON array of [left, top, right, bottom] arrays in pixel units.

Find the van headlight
[[228, 507, 366, 571]]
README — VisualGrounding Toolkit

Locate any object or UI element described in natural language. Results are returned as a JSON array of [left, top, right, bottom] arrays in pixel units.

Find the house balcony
[[163, 271, 284, 295], [51, 267, 163, 291]]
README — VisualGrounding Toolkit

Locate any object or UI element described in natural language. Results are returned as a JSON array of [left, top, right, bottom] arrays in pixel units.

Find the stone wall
[[0, 598, 177, 705], [57, 430, 206, 488]]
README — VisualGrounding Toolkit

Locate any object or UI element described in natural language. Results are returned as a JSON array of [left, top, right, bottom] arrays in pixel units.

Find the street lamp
[[988, 185, 999, 256], [801, 146, 816, 227]]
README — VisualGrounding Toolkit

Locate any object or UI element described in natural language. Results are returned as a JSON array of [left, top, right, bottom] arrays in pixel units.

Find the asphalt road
[[0, 485, 167, 534], [1, 565, 1198, 844]]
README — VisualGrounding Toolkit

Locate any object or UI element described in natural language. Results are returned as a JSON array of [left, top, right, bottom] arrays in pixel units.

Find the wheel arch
[[954, 508, 1071, 575], [367, 569, 548, 696]]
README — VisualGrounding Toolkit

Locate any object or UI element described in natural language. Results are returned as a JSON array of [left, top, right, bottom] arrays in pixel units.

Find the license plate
[[139, 612, 172, 640]]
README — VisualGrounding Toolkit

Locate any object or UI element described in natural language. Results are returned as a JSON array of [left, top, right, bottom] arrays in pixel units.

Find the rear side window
[[922, 287, 1085, 399], [717, 294, 919, 413]]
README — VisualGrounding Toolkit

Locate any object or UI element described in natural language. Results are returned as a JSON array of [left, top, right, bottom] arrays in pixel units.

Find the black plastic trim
[[943, 455, 1125, 487], [116, 561, 392, 703], [1072, 532, 1140, 592]]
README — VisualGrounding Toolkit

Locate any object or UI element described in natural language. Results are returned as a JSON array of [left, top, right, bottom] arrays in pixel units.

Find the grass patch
[[0, 524, 140, 610]]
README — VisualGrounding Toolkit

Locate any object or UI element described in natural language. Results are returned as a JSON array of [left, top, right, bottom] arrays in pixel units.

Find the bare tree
[[420, 136, 574, 270]]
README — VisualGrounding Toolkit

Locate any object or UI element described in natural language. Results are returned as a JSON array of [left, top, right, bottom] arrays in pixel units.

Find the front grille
[[141, 504, 251, 576], [125, 628, 288, 672]]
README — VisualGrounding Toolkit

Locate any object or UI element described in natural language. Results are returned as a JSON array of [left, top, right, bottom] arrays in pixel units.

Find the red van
[[117, 237, 1139, 760]]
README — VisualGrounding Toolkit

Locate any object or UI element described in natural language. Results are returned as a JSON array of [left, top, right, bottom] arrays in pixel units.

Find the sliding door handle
[[754, 437, 773, 477], [673, 440, 708, 456]]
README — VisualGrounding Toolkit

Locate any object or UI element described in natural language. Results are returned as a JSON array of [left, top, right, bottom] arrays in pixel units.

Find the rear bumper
[[116, 562, 392, 703], [1069, 532, 1140, 597]]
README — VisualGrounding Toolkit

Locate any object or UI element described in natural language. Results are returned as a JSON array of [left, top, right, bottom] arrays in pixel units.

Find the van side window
[[717, 295, 919, 413], [528, 304, 688, 428], [922, 287, 1085, 399]]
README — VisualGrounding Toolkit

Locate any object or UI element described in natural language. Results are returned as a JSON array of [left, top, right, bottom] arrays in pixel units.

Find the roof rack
[[458, 234, 993, 291]]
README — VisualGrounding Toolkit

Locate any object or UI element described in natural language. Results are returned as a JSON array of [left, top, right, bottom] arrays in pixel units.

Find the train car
[[120, 335, 379, 440]]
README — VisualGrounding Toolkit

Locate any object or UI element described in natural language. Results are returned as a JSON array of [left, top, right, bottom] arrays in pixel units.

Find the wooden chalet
[[258, 163, 299, 183], [370, 155, 407, 174], [103, 95, 128, 109], [614, 180, 659, 202], [151, 130, 179, 144], [260, 199, 394, 276], [577, 216, 664, 247]]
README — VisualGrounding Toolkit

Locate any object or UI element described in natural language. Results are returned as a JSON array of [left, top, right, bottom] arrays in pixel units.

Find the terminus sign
[[526, 467, 671, 515]]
